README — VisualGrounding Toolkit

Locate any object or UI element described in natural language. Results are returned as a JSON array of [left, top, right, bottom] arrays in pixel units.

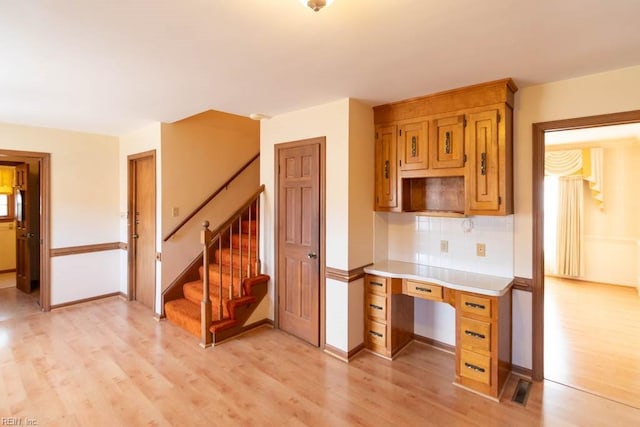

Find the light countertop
[[364, 260, 513, 297]]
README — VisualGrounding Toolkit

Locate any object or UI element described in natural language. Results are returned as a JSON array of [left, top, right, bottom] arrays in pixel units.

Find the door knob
[[131, 234, 139, 239], [307, 252, 317, 259]]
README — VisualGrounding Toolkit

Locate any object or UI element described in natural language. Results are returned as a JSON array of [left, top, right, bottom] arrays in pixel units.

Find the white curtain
[[556, 176, 584, 277], [544, 176, 559, 275]]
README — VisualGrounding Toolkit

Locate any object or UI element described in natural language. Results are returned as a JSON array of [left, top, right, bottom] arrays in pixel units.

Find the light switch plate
[[440, 240, 448, 253]]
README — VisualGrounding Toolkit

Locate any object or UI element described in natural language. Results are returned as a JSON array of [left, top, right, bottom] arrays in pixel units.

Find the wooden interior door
[[14, 163, 31, 293], [128, 153, 156, 310], [277, 142, 320, 346]]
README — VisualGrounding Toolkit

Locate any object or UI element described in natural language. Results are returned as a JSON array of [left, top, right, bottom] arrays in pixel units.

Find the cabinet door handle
[[445, 131, 451, 154], [415, 287, 432, 293], [465, 301, 486, 310], [369, 330, 383, 338], [464, 330, 486, 340], [370, 281, 383, 288], [464, 362, 485, 373], [480, 152, 487, 176], [411, 136, 417, 157], [369, 304, 383, 311], [384, 160, 389, 179]]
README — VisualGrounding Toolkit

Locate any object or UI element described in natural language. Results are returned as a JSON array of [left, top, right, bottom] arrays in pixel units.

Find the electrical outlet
[[476, 243, 486, 257], [440, 240, 448, 253], [172, 207, 179, 217]]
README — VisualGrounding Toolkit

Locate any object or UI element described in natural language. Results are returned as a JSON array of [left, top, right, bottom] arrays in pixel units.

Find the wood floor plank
[[0, 294, 639, 425], [545, 276, 640, 408]]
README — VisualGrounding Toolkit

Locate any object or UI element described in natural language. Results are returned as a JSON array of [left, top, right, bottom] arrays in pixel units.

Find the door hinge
[[463, 154, 467, 163], [375, 132, 379, 140], [463, 117, 467, 128], [498, 196, 502, 205], [497, 113, 501, 123], [399, 129, 402, 136], [399, 160, 402, 167]]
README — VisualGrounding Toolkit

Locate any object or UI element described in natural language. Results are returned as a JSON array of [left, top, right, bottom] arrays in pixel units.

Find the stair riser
[[214, 251, 256, 270]]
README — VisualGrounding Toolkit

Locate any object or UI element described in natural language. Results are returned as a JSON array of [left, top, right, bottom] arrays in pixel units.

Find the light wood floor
[[0, 297, 639, 425], [545, 276, 640, 409]]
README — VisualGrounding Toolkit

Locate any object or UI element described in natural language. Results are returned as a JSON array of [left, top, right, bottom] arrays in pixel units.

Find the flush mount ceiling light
[[300, 0, 335, 12]]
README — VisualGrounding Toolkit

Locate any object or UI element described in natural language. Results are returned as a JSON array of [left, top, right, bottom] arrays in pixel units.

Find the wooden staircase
[[164, 187, 269, 346]]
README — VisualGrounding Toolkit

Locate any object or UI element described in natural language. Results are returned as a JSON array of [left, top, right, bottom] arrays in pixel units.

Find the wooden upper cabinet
[[398, 121, 428, 171], [431, 115, 465, 169], [373, 79, 516, 216], [375, 125, 398, 210], [466, 108, 510, 215]]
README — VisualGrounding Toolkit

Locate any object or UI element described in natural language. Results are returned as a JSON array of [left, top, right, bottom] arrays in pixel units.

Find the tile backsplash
[[376, 212, 514, 278]]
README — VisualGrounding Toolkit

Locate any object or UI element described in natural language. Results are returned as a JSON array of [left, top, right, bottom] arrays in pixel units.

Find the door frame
[[0, 149, 51, 311], [531, 109, 640, 381], [274, 137, 326, 347], [127, 150, 157, 306]]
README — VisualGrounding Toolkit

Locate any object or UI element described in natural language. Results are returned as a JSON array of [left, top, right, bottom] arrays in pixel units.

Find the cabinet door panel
[[467, 110, 500, 212], [399, 121, 428, 171], [375, 125, 398, 209], [431, 115, 465, 169]]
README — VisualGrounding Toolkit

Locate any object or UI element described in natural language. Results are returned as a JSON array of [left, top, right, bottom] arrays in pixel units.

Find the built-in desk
[[363, 260, 513, 400]]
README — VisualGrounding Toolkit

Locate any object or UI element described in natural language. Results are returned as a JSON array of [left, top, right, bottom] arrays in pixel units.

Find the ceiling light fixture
[[300, 0, 335, 12]]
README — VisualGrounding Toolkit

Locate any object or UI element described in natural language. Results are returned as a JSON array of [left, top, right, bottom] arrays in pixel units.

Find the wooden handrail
[[163, 152, 260, 242]]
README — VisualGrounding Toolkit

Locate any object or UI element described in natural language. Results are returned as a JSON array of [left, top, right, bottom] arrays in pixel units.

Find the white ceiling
[[2, 0, 640, 136]]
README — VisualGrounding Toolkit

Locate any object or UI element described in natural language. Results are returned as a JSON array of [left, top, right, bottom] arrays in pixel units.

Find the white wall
[[0, 121, 121, 305], [513, 64, 640, 369], [119, 123, 162, 311]]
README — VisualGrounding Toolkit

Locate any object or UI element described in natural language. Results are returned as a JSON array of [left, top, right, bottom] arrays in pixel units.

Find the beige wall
[[261, 98, 374, 352], [160, 110, 260, 291], [0, 121, 121, 305], [0, 221, 16, 271], [581, 142, 640, 285], [512, 64, 640, 368]]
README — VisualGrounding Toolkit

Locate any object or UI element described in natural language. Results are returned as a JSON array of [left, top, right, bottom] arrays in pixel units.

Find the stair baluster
[[200, 221, 213, 348], [238, 215, 243, 299], [218, 234, 223, 321], [255, 197, 261, 276]]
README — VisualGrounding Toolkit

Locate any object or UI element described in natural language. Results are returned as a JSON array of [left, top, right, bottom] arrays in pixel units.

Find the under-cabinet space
[[402, 176, 465, 215]]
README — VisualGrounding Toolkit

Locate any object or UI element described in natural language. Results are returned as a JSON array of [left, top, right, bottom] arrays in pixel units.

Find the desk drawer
[[366, 293, 387, 321], [460, 293, 492, 318], [366, 319, 387, 349], [460, 317, 491, 353], [460, 349, 491, 385], [404, 280, 443, 301], [365, 275, 387, 295]]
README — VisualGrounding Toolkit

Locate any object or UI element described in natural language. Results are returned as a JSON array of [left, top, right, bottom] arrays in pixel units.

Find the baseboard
[[511, 364, 533, 379], [118, 292, 128, 300], [412, 334, 456, 354], [213, 319, 274, 345], [50, 292, 121, 310], [323, 343, 366, 362]]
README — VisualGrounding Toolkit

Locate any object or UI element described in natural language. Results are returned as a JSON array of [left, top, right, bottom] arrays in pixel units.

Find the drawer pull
[[465, 302, 486, 310], [464, 362, 485, 373], [369, 331, 383, 338], [416, 286, 432, 293], [370, 281, 383, 287], [464, 330, 486, 340], [369, 304, 383, 311]]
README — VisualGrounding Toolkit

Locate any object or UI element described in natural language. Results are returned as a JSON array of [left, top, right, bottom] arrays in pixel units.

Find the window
[[0, 193, 14, 219]]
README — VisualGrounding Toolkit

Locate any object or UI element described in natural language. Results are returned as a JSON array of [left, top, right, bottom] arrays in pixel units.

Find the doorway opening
[[532, 111, 640, 409], [0, 148, 51, 317]]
